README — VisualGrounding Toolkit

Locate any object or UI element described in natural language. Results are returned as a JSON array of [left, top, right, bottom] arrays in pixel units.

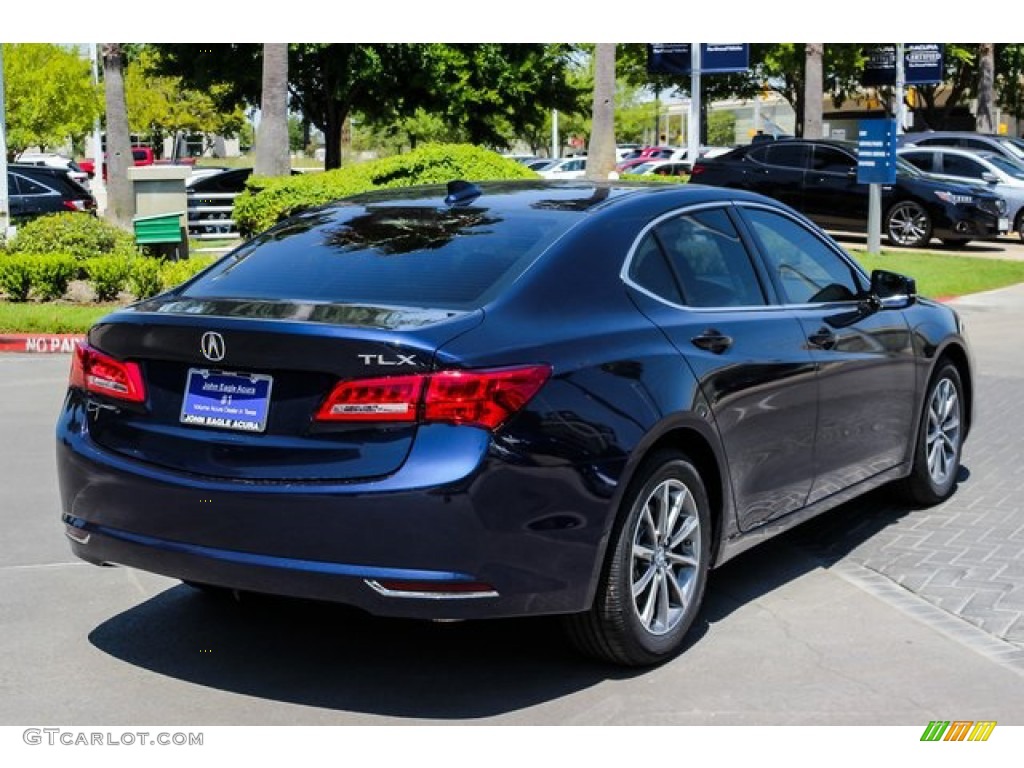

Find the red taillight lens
[[62, 199, 88, 212], [70, 342, 146, 403], [425, 366, 550, 430], [315, 375, 425, 422], [314, 365, 550, 430], [689, 164, 705, 176]]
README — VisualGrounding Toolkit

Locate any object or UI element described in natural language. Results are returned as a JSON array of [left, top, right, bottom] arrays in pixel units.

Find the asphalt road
[[1, 289, 1023, 728]]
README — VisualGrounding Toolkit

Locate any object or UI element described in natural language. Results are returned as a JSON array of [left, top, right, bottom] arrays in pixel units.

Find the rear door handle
[[691, 329, 733, 354], [808, 327, 837, 350]]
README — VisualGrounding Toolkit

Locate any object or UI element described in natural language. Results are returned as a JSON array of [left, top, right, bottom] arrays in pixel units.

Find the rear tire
[[901, 362, 965, 505], [565, 450, 711, 666]]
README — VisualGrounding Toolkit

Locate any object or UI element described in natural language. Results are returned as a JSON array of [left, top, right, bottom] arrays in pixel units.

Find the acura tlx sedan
[[57, 180, 973, 666]]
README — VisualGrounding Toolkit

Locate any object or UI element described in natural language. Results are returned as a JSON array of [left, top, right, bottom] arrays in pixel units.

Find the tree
[[803, 44, 824, 139], [153, 44, 583, 170], [126, 49, 244, 157], [102, 44, 134, 229], [706, 111, 737, 146], [124, 48, 245, 158], [587, 44, 616, 180], [1, 43, 100, 160], [254, 43, 290, 176]]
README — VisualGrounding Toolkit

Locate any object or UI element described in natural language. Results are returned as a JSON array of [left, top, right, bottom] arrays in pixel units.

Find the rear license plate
[[180, 369, 273, 432]]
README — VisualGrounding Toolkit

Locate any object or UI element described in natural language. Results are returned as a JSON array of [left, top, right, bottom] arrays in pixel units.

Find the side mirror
[[981, 171, 999, 184], [871, 269, 917, 309]]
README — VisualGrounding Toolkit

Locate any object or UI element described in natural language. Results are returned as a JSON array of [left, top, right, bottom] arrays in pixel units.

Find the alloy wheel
[[630, 478, 701, 636]]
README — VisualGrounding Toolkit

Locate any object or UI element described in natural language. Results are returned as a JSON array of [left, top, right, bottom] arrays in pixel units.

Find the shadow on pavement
[[87, 471, 961, 719]]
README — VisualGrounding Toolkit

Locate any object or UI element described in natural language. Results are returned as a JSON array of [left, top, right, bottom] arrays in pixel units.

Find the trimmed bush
[[0, 254, 36, 302], [127, 257, 164, 300], [84, 256, 132, 302], [234, 144, 537, 236], [160, 256, 218, 291], [7, 213, 138, 262], [29, 253, 78, 301]]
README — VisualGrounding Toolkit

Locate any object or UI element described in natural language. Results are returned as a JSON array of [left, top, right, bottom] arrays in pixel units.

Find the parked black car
[[691, 139, 1008, 247], [6, 164, 96, 222]]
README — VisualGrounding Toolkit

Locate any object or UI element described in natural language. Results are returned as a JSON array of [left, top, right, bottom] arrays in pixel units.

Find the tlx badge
[[358, 354, 418, 366]]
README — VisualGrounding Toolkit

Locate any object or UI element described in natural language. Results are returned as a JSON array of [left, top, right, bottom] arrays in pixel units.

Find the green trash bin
[[133, 212, 186, 260]]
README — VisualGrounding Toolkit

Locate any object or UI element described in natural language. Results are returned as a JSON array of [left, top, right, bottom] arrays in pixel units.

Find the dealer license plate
[[999, 217, 1009, 232], [180, 369, 273, 433]]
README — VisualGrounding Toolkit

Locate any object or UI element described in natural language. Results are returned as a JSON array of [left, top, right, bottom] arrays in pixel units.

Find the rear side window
[[901, 151, 933, 173], [13, 174, 52, 196], [654, 208, 766, 307], [764, 144, 810, 170], [183, 205, 575, 309]]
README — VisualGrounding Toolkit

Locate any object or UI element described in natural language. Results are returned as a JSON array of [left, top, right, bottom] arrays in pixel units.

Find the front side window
[[812, 146, 855, 173], [742, 208, 863, 304], [942, 154, 985, 179]]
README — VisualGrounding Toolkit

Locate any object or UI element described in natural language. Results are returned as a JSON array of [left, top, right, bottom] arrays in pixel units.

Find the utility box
[[128, 165, 191, 260]]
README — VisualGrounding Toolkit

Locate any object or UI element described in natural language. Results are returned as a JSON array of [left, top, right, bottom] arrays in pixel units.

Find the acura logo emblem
[[200, 331, 226, 362]]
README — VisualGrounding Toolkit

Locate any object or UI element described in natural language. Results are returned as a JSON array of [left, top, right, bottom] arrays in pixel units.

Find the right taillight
[[70, 342, 146, 403], [314, 365, 550, 431]]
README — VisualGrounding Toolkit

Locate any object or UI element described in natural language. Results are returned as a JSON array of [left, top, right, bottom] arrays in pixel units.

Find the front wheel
[[901, 362, 965, 505], [564, 451, 711, 666], [886, 200, 933, 248]]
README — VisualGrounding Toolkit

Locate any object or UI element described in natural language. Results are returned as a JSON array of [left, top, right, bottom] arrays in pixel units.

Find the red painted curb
[[0, 334, 86, 353]]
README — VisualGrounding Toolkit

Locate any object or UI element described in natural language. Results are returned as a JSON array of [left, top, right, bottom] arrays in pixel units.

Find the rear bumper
[[56, 399, 613, 620]]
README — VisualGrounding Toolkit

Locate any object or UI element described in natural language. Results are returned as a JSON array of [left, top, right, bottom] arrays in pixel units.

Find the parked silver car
[[898, 146, 1023, 240], [899, 131, 1024, 171]]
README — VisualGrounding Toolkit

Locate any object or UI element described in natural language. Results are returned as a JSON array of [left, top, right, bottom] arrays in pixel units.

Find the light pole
[[0, 45, 10, 240], [89, 43, 106, 214]]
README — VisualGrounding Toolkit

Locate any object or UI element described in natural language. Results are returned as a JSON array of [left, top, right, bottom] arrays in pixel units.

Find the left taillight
[[62, 199, 90, 212], [315, 365, 551, 431], [69, 342, 146, 403]]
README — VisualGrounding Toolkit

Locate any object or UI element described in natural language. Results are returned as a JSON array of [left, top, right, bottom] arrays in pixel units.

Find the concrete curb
[[0, 334, 85, 354]]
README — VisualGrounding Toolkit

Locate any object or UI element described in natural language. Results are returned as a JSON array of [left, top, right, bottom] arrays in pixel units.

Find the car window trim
[[732, 201, 870, 309], [619, 201, 780, 313]]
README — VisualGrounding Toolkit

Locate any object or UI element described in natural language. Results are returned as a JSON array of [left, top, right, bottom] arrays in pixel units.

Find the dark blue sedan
[[57, 180, 972, 666]]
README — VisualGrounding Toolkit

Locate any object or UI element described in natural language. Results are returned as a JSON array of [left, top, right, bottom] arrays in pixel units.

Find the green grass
[[0, 302, 117, 333], [852, 251, 1024, 299]]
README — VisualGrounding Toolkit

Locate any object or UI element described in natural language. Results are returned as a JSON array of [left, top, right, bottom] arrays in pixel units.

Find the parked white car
[[14, 152, 90, 185], [537, 157, 587, 180], [898, 146, 1024, 240]]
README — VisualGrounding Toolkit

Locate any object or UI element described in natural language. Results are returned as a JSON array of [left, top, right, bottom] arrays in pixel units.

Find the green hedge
[[234, 144, 537, 237], [6, 213, 138, 261]]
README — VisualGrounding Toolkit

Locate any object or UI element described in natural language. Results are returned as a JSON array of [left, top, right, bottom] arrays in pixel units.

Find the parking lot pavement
[[3, 293, 1024, 725]]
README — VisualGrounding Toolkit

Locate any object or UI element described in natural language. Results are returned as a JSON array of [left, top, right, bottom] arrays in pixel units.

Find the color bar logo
[[920, 721, 996, 741]]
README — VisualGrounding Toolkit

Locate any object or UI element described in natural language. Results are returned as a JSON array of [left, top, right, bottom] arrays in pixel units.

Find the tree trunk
[[324, 98, 344, 170], [977, 43, 996, 133], [102, 44, 134, 229], [254, 43, 290, 176], [802, 44, 824, 139], [586, 43, 616, 181]]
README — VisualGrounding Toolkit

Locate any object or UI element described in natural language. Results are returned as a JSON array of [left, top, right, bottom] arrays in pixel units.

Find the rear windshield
[[182, 204, 575, 309]]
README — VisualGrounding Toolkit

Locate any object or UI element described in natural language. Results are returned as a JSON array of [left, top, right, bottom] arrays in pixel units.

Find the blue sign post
[[857, 119, 898, 184], [858, 119, 898, 254]]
